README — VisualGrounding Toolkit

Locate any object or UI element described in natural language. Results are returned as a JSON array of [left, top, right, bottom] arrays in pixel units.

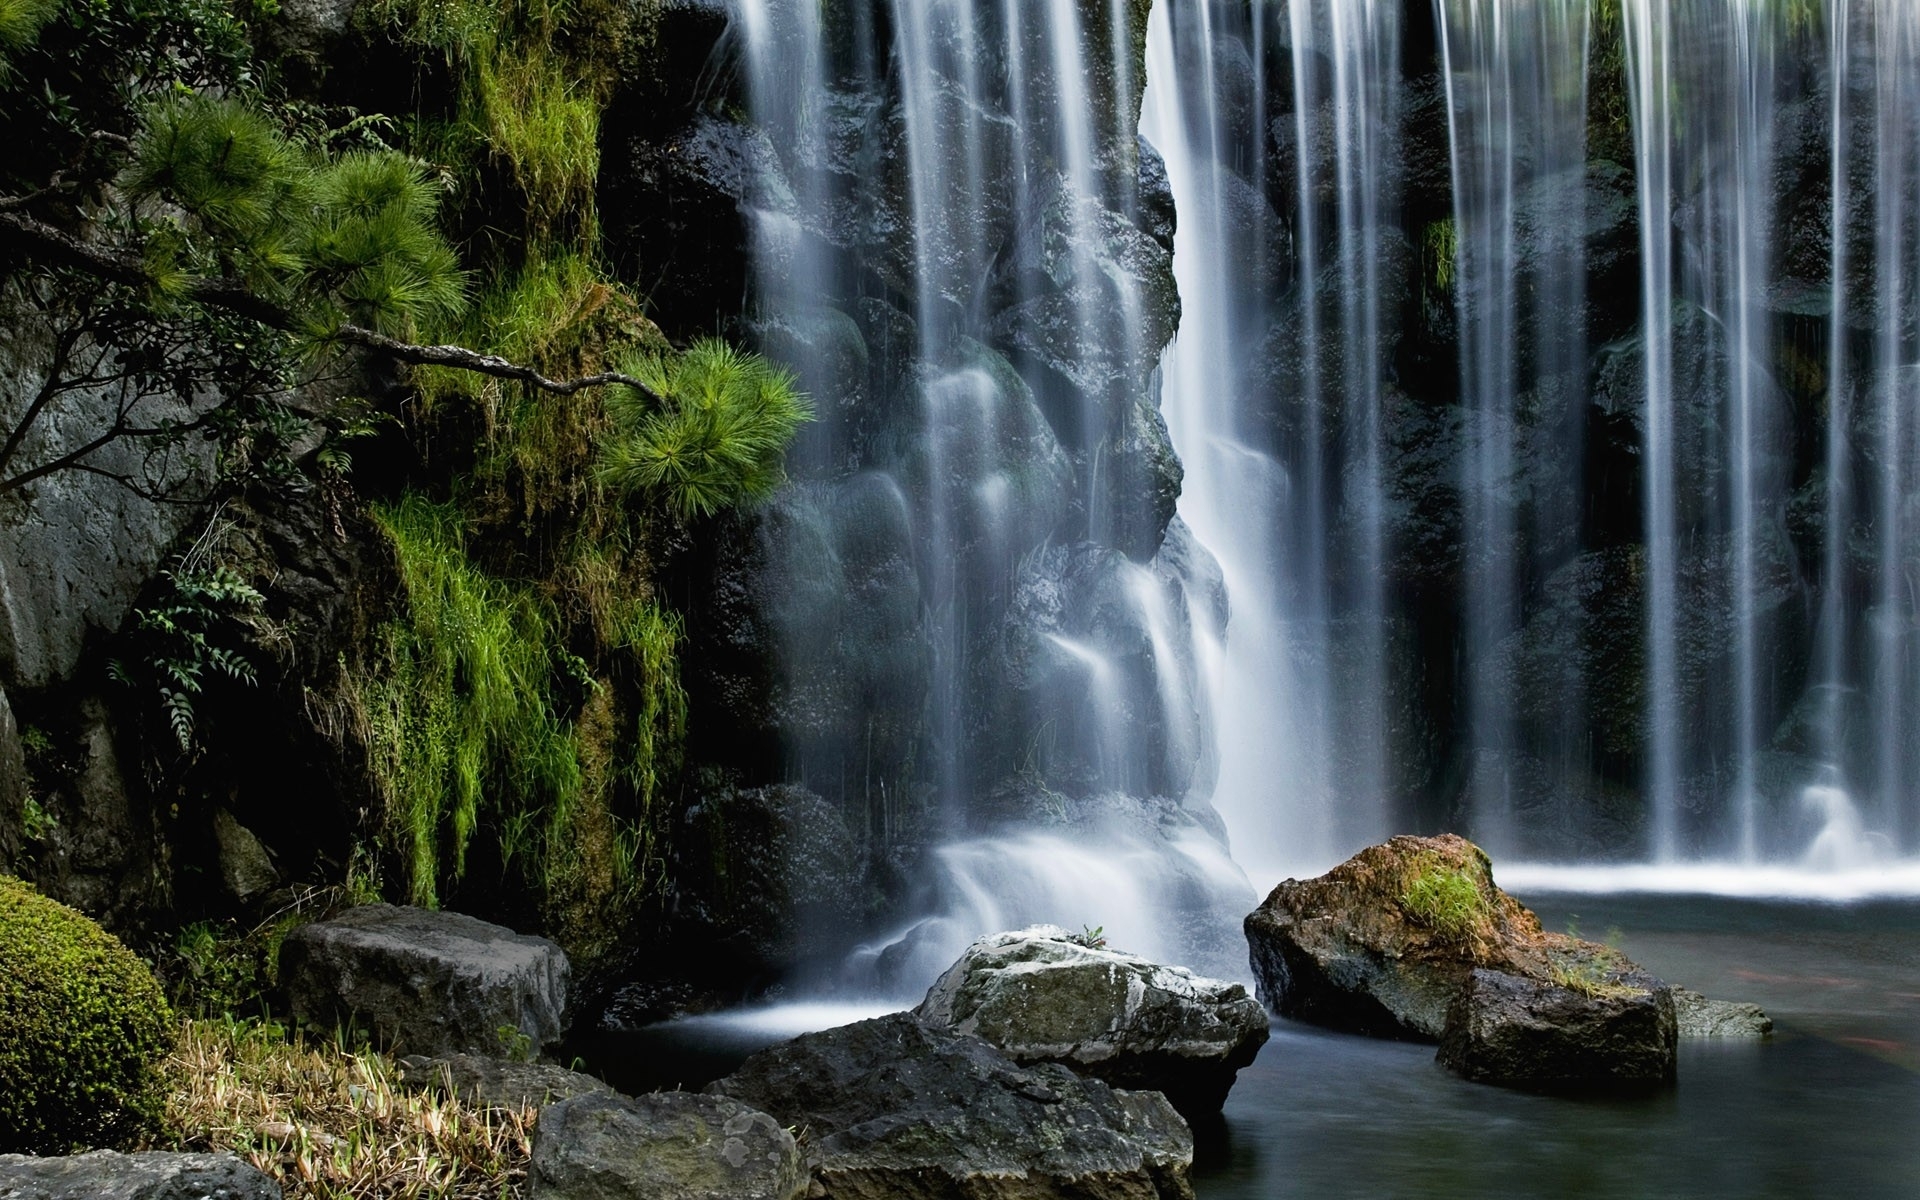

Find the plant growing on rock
[[0, 876, 175, 1153], [1398, 858, 1494, 945]]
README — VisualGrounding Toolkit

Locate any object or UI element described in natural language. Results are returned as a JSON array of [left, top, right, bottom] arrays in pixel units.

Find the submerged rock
[[528, 1091, 806, 1200], [1244, 835, 1679, 1091], [1437, 966, 1678, 1092], [1672, 988, 1774, 1038], [709, 1012, 1195, 1200], [915, 925, 1269, 1118], [279, 905, 569, 1058], [0, 1151, 280, 1199], [395, 1053, 610, 1110]]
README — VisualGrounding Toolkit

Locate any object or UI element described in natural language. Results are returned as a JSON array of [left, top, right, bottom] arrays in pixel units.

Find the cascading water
[[718, 0, 1920, 1009]]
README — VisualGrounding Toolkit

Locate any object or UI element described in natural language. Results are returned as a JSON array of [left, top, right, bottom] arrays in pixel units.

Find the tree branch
[[0, 207, 666, 402]]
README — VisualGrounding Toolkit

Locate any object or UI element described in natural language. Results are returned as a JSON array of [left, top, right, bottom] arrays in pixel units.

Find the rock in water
[[528, 1091, 806, 1200], [0, 1151, 281, 1199], [1243, 835, 1566, 1039], [395, 1053, 610, 1109], [709, 1013, 1195, 1200], [915, 925, 1269, 1117], [1243, 835, 1680, 1091], [279, 905, 569, 1057], [1438, 968, 1678, 1092], [1672, 988, 1774, 1038]]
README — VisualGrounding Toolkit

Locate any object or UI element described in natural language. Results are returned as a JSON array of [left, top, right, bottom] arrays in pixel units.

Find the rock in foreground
[[529, 1091, 806, 1200], [279, 905, 569, 1057], [0, 1151, 280, 1199], [1673, 988, 1774, 1038], [1437, 967, 1678, 1091], [395, 1053, 610, 1109], [1244, 835, 1568, 1039], [1244, 835, 1680, 1091], [710, 1012, 1194, 1200], [915, 925, 1268, 1117]]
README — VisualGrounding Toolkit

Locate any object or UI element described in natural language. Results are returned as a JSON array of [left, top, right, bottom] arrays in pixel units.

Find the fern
[[110, 563, 266, 755]]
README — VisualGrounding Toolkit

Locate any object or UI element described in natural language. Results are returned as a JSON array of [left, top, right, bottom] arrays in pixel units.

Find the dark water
[[1197, 895, 1920, 1200], [587, 896, 1920, 1199]]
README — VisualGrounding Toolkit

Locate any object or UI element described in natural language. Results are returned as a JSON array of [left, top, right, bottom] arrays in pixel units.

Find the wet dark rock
[[709, 1012, 1195, 1200], [1437, 966, 1678, 1092], [280, 905, 569, 1057], [1672, 988, 1774, 1038], [1135, 135, 1177, 251], [671, 782, 872, 971], [395, 1053, 610, 1109], [0, 1151, 280, 1200], [528, 1091, 806, 1200], [915, 925, 1269, 1118]]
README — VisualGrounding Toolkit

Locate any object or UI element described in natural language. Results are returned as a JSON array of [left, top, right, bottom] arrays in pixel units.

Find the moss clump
[[0, 877, 175, 1153], [1399, 858, 1494, 944]]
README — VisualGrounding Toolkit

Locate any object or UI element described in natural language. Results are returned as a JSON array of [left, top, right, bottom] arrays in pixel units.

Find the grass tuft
[[165, 1018, 531, 1199], [1399, 859, 1493, 944]]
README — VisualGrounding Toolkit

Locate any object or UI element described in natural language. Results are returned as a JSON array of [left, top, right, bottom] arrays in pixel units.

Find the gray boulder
[[915, 925, 1268, 1118], [395, 1053, 610, 1109], [1438, 967, 1678, 1092], [1673, 988, 1774, 1038], [709, 1012, 1194, 1200], [528, 1091, 806, 1200], [279, 905, 568, 1057], [0, 1151, 280, 1199]]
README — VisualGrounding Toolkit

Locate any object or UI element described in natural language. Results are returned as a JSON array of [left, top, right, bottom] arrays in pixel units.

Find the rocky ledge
[[1244, 835, 1680, 1090], [915, 924, 1268, 1118], [709, 1012, 1195, 1200], [0, 1151, 280, 1200]]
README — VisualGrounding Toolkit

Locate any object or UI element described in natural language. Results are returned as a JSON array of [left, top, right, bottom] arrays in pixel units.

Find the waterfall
[[718, 0, 1920, 1000]]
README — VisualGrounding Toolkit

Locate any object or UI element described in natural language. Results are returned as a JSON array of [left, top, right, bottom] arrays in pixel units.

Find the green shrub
[[0, 877, 175, 1153]]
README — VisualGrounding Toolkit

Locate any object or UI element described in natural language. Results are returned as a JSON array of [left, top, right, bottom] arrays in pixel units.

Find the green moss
[[1399, 859, 1493, 943], [1423, 218, 1457, 293], [0, 877, 174, 1154]]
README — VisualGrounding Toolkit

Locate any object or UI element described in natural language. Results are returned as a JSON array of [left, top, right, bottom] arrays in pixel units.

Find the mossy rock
[[0, 877, 174, 1153]]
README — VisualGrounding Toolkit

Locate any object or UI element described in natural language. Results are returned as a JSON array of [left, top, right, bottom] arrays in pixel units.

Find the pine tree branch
[[0, 206, 666, 402]]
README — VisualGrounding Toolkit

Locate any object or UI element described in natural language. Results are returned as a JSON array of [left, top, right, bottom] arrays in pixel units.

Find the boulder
[[1672, 988, 1774, 1038], [528, 1091, 806, 1200], [395, 1053, 610, 1109], [1437, 967, 1678, 1092], [915, 925, 1268, 1118], [709, 1013, 1194, 1200], [279, 905, 568, 1057], [0, 1151, 280, 1199], [1244, 834, 1568, 1039]]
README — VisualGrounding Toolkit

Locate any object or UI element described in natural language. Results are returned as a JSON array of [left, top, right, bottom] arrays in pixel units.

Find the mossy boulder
[[1243, 836, 1681, 1092], [0, 877, 175, 1154]]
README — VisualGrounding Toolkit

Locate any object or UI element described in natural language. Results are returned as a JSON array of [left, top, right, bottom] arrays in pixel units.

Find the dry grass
[[163, 1019, 533, 1199]]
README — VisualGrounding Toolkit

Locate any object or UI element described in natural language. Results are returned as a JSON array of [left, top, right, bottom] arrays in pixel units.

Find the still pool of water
[[585, 894, 1920, 1199]]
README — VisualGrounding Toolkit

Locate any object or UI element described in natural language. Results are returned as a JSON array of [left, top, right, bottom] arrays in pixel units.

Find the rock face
[[1437, 968, 1678, 1092], [710, 1013, 1195, 1200], [1244, 834, 1572, 1039], [915, 925, 1268, 1118], [528, 1091, 806, 1200], [279, 905, 569, 1057], [1244, 835, 1680, 1091], [1673, 988, 1774, 1038], [395, 1053, 610, 1109], [0, 1151, 281, 1200]]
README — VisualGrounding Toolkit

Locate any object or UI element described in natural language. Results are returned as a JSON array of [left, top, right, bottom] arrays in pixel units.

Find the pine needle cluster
[[127, 95, 466, 337], [597, 338, 813, 521]]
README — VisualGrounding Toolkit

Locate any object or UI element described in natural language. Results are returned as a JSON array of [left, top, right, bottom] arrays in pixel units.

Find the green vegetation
[[1547, 943, 1643, 1000], [1399, 858, 1493, 943], [0, 877, 175, 1153], [109, 556, 266, 755], [599, 339, 814, 521]]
